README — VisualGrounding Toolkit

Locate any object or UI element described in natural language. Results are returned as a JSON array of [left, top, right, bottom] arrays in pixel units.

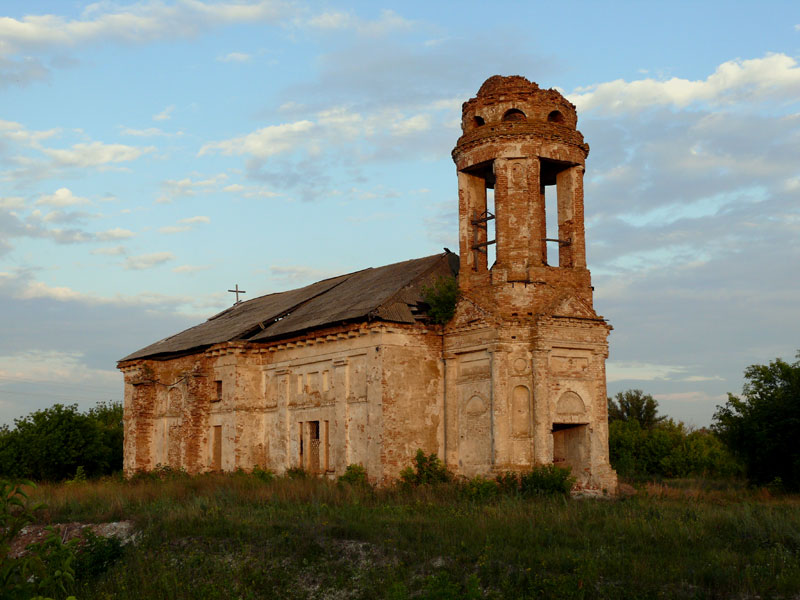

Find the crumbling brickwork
[[118, 75, 617, 493]]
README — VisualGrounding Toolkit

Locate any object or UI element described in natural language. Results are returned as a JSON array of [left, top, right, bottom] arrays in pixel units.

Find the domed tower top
[[455, 75, 585, 157], [452, 75, 592, 302]]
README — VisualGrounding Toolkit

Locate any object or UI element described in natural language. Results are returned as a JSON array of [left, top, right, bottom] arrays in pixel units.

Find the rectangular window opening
[[309, 421, 321, 474], [486, 186, 496, 269], [298, 422, 304, 467], [214, 380, 222, 403], [540, 158, 572, 267], [462, 161, 495, 272], [212, 425, 222, 471], [543, 184, 558, 266]]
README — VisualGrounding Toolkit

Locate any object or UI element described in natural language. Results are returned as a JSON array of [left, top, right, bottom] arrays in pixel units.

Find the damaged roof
[[120, 252, 458, 362]]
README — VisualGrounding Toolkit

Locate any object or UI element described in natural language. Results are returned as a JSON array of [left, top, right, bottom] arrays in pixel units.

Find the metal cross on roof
[[227, 284, 247, 304]]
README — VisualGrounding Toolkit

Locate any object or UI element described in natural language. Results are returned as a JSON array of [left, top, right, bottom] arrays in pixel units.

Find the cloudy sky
[[1, 0, 799, 427]]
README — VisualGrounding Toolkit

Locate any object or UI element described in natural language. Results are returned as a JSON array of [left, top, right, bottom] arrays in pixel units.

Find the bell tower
[[443, 75, 617, 493], [452, 75, 592, 310]]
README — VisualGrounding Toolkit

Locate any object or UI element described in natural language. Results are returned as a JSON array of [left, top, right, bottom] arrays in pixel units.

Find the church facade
[[118, 76, 618, 492]]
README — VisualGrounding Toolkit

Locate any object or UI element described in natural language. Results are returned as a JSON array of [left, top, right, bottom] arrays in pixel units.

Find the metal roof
[[119, 252, 457, 362]]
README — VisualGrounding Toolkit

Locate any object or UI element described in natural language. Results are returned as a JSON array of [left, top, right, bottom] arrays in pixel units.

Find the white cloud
[[43, 142, 154, 167], [199, 120, 315, 158], [158, 225, 190, 234], [0, 1, 291, 57], [570, 53, 800, 113], [96, 227, 134, 241], [125, 251, 175, 270], [161, 173, 228, 199], [153, 105, 175, 121], [606, 361, 687, 382], [159, 215, 210, 234], [19, 280, 84, 301], [683, 375, 725, 382], [655, 392, 727, 405], [0, 197, 25, 209], [222, 183, 279, 198], [91, 245, 126, 256], [199, 104, 445, 164], [306, 11, 352, 29], [0, 350, 120, 387], [391, 114, 431, 136], [0, 119, 60, 146], [270, 265, 334, 282], [120, 126, 172, 137], [218, 52, 251, 62], [173, 264, 211, 273], [305, 9, 412, 36], [35, 187, 89, 207]]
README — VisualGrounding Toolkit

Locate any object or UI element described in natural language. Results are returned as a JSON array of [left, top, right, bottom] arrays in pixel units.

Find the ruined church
[[118, 75, 618, 492]]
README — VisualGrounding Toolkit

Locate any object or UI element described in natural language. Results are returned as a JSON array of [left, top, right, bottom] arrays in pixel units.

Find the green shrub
[[463, 475, 498, 501], [285, 467, 308, 480], [495, 471, 521, 495], [337, 464, 370, 487], [519, 465, 575, 497], [73, 529, 124, 582], [0, 480, 78, 600], [251, 466, 276, 483], [609, 418, 742, 480], [421, 275, 460, 325], [399, 450, 451, 487]]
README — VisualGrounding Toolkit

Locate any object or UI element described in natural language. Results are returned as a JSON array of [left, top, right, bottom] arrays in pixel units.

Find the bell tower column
[[493, 157, 545, 281], [556, 164, 587, 269]]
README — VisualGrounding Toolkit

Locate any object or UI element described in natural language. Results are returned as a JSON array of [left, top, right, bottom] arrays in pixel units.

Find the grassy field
[[20, 473, 800, 599]]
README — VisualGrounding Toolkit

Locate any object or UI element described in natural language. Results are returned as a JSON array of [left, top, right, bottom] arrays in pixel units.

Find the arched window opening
[[461, 161, 496, 272], [473, 115, 485, 127], [547, 110, 565, 123], [502, 108, 526, 122]]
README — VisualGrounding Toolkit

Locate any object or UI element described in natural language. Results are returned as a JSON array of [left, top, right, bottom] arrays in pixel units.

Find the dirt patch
[[9, 521, 138, 558]]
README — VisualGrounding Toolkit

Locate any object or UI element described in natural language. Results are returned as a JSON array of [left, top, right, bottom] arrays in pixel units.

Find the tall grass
[[23, 474, 800, 599]]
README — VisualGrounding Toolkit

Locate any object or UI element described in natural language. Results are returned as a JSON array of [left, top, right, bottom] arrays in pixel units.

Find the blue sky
[[1, 0, 799, 427]]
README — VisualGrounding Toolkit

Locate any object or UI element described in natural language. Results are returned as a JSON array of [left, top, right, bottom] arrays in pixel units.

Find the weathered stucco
[[118, 75, 617, 493]]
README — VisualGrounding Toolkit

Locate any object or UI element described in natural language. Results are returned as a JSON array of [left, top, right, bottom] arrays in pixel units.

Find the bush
[[0, 480, 78, 600], [73, 529, 124, 583], [609, 417, 743, 480], [337, 464, 370, 487], [519, 465, 575, 497], [421, 275, 460, 325], [399, 450, 451, 487], [463, 475, 498, 501], [251, 466, 276, 483], [285, 467, 308, 480]]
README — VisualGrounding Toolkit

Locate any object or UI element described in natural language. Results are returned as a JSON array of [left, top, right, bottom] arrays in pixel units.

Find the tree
[[607, 389, 665, 430], [0, 401, 123, 481], [713, 352, 800, 489], [86, 401, 124, 474]]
